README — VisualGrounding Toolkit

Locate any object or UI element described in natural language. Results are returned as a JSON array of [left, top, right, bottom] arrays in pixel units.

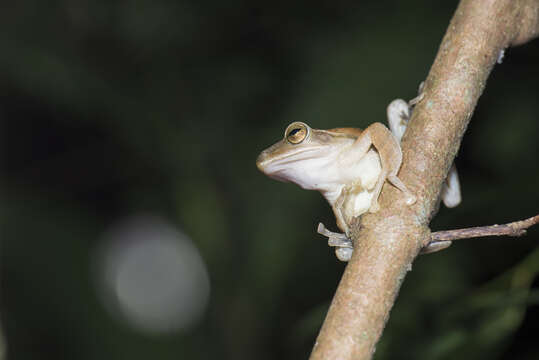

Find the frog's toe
[[335, 247, 353, 262], [405, 195, 417, 205]]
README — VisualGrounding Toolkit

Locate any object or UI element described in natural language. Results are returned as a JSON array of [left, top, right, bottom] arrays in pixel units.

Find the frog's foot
[[421, 240, 452, 254], [317, 223, 351, 247], [369, 200, 380, 213], [408, 90, 425, 107], [317, 222, 353, 262], [387, 99, 410, 141], [409, 81, 425, 106], [335, 247, 353, 262]]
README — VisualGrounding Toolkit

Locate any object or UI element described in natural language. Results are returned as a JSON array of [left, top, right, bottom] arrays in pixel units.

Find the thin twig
[[431, 214, 539, 242]]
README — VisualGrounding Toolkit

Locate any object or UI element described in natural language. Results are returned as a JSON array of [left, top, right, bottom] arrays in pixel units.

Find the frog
[[256, 98, 460, 261]]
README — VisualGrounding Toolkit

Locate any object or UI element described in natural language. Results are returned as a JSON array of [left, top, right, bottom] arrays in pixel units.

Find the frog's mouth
[[264, 169, 292, 183], [256, 146, 323, 171], [256, 155, 291, 183]]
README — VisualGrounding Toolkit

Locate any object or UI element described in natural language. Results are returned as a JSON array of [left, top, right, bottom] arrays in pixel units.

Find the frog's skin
[[256, 99, 460, 261]]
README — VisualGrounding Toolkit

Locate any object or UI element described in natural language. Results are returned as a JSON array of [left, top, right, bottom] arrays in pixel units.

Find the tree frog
[[256, 99, 461, 261]]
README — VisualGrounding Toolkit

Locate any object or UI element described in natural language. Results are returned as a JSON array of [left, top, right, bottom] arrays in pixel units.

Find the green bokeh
[[1, 1, 538, 359]]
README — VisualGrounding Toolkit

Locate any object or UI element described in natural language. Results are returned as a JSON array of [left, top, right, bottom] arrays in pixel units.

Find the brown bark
[[309, 1, 539, 359]]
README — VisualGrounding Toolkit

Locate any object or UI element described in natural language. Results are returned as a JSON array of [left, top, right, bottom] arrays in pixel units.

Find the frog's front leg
[[319, 189, 355, 261]]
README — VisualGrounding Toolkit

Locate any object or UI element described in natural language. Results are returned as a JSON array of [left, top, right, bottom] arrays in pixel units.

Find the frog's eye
[[285, 122, 308, 144]]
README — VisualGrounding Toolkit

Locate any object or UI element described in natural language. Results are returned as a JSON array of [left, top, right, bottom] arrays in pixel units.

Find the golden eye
[[285, 122, 308, 144]]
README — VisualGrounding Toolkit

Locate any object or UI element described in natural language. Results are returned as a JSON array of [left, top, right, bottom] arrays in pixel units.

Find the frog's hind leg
[[367, 168, 387, 213], [387, 98, 459, 208], [386, 173, 416, 205], [363, 123, 416, 208]]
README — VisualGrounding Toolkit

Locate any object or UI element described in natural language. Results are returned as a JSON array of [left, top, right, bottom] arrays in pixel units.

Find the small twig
[[431, 214, 539, 242]]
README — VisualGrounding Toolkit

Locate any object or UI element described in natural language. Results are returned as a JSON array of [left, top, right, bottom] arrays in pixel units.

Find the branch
[[431, 214, 539, 242], [310, 1, 539, 359]]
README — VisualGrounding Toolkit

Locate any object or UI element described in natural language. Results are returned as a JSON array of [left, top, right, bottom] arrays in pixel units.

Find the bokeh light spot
[[94, 215, 210, 334]]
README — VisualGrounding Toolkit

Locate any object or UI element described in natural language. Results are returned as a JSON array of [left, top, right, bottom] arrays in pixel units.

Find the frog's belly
[[359, 150, 382, 190], [342, 188, 375, 224], [342, 149, 382, 190], [340, 150, 381, 223]]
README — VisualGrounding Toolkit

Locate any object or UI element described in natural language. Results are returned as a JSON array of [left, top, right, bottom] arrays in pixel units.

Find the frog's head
[[256, 122, 358, 190]]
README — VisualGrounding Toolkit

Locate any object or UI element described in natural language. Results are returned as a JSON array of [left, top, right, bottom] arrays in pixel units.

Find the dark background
[[1, 0, 539, 359]]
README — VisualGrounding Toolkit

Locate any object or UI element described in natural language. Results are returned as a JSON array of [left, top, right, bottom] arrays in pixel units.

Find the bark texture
[[310, 1, 539, 359]]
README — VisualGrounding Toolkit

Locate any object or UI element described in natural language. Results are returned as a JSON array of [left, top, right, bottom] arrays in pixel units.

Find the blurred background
[[1, 0, 539, 359]]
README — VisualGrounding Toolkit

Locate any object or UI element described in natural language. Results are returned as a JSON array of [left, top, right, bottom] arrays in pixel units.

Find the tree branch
[[309, 1, 539, 359], [431, 214, 539, 242]]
